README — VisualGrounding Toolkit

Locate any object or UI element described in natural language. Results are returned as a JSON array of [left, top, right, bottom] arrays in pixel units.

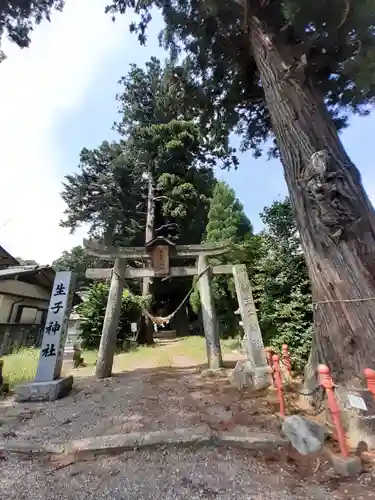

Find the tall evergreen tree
[[252, 199, 313, 372], [107, 0, 375, 387], [204, 181, 252, 244], [191, 181, 253, 337], [60, 140, 146, 246], [114, 59, 219, 248], [114, 59, 219, 342], [0, 0, 64, 61], [61, 58, 219, 343], [127, 119, 216, 245]]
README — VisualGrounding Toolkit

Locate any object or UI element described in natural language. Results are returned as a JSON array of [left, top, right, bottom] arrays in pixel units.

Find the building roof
[[145, 236, 176, 249], [0, 265, 82, 305], [0, 245, 19, 269], [0, 265, 55, 288]]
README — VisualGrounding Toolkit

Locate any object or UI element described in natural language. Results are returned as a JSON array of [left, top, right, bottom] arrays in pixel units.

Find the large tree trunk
[[249, 16, 375, 389], [142, 170, 156, 344]]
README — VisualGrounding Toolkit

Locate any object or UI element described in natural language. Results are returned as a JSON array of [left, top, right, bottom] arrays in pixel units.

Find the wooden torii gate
[[85, 238, 267, 379]]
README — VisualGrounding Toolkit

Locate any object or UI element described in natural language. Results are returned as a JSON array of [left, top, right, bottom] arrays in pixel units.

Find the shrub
[[78, 283, 147, 349]]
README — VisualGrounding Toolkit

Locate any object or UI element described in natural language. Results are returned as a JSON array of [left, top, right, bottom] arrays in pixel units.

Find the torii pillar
[[198, 254, 223, 369]]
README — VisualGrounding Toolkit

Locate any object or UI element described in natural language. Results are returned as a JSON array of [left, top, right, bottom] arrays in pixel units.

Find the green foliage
[[204, 182, 253, 243], [60, 140, 146, 246], [1, 348, 38, 388], [0, 1, 64, 61], [252, 199, 313, 372], [52, 245, 96, 291], [77, 283, 147, 349], [115, 58, 219, 245], [60, 57, 221, 338], [107, 0, 375, 156], [127, 118, 216, 244], [61, 60, 217, 249], [191, 181, 254, 337], [115, 57, 236, 168]]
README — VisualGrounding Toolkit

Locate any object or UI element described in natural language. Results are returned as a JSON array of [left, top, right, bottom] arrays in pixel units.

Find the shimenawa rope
[[114, 265, 210, 326]]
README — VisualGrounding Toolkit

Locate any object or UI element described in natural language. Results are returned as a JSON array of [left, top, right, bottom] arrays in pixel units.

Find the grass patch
[[166, 336, 236, 364], [222, 337, 242, 351], [112, 344, 160, 371], [82, 350, 98, 367], [155, 350, 173, 367], [167, 336, 207, 364], [1, 336, 241, 387], [2, 348, 104, 387], [1, 348, 39, 388]]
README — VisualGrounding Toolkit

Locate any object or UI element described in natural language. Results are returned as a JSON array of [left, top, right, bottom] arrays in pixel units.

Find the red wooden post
[[318, 364, 349, 458], [364, 368, 375, 398], [282, 344, 292, 379], [272, 354, 285, 417], [265, 347, 275, 387]]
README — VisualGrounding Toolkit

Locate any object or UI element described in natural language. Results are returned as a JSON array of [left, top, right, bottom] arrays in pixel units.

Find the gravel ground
[[0, 362, 279, 446], [1, 445, 370, 500], [1, 345, 375, 499]]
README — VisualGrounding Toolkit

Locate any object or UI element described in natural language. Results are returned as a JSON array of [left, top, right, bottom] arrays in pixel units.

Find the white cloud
[[0, 0, 128, 264]]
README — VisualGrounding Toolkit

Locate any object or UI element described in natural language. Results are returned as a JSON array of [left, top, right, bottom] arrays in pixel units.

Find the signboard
[[152, 245, 170, 277], [348, 393, 368, 411], [35, 271, 75, 382], [131, 322, 137, 333]]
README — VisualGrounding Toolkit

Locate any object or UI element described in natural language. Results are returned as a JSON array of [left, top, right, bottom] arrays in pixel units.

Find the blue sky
[[0, 1, 374, 264]]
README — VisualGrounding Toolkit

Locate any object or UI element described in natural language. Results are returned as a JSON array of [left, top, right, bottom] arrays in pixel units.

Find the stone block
[[154, 329, 177, 340], [65, 425, 213, 457], [215, 428, 288, 450], [15, 376, 73, 402], [230, 360, 270, 391], [282, 415, 326, 455], [326, 451, 362, 477], [201, 368, 228, 378], [252, 366, 272, 391]]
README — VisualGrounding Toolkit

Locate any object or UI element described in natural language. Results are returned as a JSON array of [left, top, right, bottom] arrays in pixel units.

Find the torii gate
[[85, 238, 267, 379]]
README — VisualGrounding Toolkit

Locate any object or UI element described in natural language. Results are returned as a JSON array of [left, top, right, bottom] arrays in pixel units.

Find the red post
[[364, 368, 375, 398], [282, 344, 292, 380], [265, 347, 275, 387], [272, 354, 285, 417], [318, 364, 349, 458]]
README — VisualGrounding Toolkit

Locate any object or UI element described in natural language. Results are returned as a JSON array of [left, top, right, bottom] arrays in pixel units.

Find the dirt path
[[0, 339, 275, 445], [0, 340, 248, 443]]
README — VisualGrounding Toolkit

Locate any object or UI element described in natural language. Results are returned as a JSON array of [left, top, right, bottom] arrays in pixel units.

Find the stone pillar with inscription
[[14, 271, 75, 402], [232, 264, 269, 390]]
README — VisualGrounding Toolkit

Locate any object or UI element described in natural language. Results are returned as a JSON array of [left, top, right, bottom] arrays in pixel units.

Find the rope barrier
[[313, 297, 375, 305], [114, 265, 210, 326]]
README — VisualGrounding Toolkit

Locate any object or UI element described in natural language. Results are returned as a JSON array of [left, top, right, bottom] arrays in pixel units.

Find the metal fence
[[0, 324, 43, 355]]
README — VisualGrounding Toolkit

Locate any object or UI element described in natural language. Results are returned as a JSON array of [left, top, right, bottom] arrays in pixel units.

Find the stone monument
[[15, 271, 75, 402]]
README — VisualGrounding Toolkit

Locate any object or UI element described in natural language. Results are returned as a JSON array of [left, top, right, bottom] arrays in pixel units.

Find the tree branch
[[154, 195, 176, 202], [155, 223, 180, 233], [337, 0, 350, 29], [154, 195, 187, 208]]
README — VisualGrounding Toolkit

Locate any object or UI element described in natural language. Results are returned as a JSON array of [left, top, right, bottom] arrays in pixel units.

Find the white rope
[[114, 265, 210, 326]]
